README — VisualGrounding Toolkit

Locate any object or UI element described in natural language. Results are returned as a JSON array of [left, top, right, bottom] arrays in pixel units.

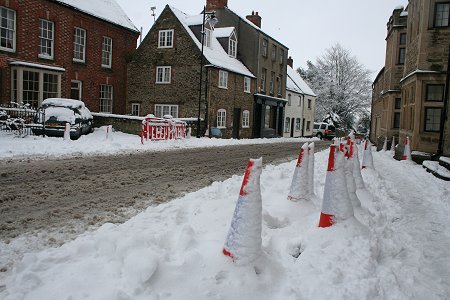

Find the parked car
[[312, 122, 336, 140], [32, 98, 93, 139]]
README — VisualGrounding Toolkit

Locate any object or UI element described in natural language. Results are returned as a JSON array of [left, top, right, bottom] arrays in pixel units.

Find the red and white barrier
[[64, 122, 70, 141], [308, 142, 315, 197], [223, 158, 263, 265], [402, 136, 412, 161], [319, 145, 354, 228], [287, 143, 310, 201], [361, 139, 374, 169], [140, 117, 187, 144]]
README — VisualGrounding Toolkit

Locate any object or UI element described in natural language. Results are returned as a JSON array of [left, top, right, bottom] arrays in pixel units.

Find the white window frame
[[155, 104, 178, 118], [71, 80, 82, 100], [217, 109, 226, 128], [242, 110, 250, 128], [204, 28, 211, 47], [156, 66, 171, 84], [131, 103, 140, 116], [39, 19, 54, 59], [100, 84, 113, 113], [287, 94, 291, 106], [229, 32, 237, 58], [0, 6, 16, 52], [244, 77, 251, 93], [295, 118, 301, 131], [434, 2, 450, 27], [102, 36, 113, 68], [158, 29, 174, 48], [73, 27, 86, 62], [219, 70, 228, 89], [284, 118, 290, 133]]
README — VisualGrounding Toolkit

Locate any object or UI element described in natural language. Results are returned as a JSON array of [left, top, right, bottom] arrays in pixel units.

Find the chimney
[[287, 56, 293, 68], [206, 0, 228, 11], [246, 11, 261, 28]]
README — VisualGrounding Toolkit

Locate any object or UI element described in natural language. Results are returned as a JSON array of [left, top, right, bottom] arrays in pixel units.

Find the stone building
[[283, 58, 316, 138], [0, 0, 139, 114], [371, 0, 450, 156], [127, 5, 256, 139]]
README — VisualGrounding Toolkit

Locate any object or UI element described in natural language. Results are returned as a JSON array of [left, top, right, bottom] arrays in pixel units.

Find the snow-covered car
[[32, 98, 93, 139], [312, 122, 336, 140]]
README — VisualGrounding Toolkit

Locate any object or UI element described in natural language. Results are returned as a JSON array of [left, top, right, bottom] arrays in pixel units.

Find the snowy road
[[0, 141, 330, 243]]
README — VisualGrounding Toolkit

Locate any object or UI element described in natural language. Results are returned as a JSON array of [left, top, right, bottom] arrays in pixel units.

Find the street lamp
[[197, 6, 218, 138]]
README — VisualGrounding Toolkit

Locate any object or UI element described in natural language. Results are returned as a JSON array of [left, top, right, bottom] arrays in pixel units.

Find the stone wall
[[92, 113, 143, 135]]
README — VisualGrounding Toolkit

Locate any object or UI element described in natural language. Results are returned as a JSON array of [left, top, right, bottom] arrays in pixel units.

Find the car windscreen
[[328, 125, 336, 131], [44, 106, 76, 123]]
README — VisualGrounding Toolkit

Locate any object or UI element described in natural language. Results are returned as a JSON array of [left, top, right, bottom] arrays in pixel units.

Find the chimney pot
[[287, 56, 293, 68], [246, 10, 262, 28], [206, 0, 228, 11]]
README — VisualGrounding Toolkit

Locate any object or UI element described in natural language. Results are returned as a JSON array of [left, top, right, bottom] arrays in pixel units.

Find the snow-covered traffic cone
[[308, 142, 315, 197], [63, 122, 71, 141], [204, 126, 210, 137], [186, 127, 192, 139], [361, 140, 374, 169], [390, 136, 396, 155], [223, 158, 263, 264], [382, 137, 387, 152], [287, 143, 310, 201], [352, 141, 365, 189], [319, 145, 354, 228], [402, 136, 412, 161], [106, 125, 113, 140]]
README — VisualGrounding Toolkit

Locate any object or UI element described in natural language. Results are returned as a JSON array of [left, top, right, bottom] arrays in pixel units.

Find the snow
[[43, 98, 85, 109], [9, 61, 65, 72], [56, 0, 138, 32], [1, 134, 450, 299], [423, 161, 450, 179], [214, 27, 235, 38], [170, 6, 255, 78], [286, 66, 316, 97], [440, 156, 450, 165]]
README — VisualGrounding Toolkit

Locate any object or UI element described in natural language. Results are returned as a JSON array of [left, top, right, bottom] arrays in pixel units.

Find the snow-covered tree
[[298, 44, 372, 130]]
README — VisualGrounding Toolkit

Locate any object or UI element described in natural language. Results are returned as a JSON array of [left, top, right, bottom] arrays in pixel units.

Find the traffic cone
[[390, 136, 396, 153], [308, 142, 315, 197], [402, 136, 412, 161], [63, 122, 71, 141], [287, 143, 310, 201], [361, 140, 374, 169], [106, 125, 113, 140], [319, 145, 354, 228], [223, 158, 263, 265], [382, 137, 387, 152], [352, 141, 364, 189]]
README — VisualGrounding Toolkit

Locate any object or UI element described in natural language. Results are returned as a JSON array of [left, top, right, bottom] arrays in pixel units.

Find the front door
[[233, 108, 241, 139]]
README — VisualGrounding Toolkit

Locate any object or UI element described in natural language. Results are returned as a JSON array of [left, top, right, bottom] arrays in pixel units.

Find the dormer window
[[204, 28, 211, 47], [228, 30, 237, 58]]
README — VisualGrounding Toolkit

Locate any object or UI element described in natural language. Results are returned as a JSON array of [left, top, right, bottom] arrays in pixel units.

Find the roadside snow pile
[[2, 149, 450, 299], [0, 128, 316, 160]]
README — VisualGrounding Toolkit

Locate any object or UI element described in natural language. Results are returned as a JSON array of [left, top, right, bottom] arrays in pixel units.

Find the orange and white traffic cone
[[319, 145, 354, 228], [63, 122, 71, 141], [287, 143, 310, 201], [402, 136, 412, 161], [223, 158, 263, 265], [361, 139, 374, 169], [308, 142, 315, 197]]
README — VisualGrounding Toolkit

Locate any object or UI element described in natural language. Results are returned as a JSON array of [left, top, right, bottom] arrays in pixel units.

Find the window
[[0, 6, 16, 52], [217, 109, 226, 128], [287, 94, 291, 106], [229, 36, 237, 57], [434, 2, 450, 27], [71, 80, 82, 100], [295, 118, 301, 131], [426, 84, 444, 101], [306, 121, 311, 131], [393, 112, 401, 128], [262, 39, 268, 57], [158, 29, 174, 48], [398, 48, 406, 64], [156, 66, 171, 84], [284, 118, 290, 133], [261, 68, 266, 92], [73, 27, 86, 62], [155, 104, 178, 118], [244, 77, 251, 93], [399, 33, 406, 45], [277, 75, 282, 95], [271, 44, 276, 61], [219, 70, 228, 88], [308, 99, 312, 109], [100, 84, 113, 113], [131, 103, 140, 116], [39, 19, 54, 59], [242, 110, 249, 128], [204, 28, 211, 47], [280, 49, 284, 64], [425, 108, 442, 132], [270, 72, 275, 94], [12, 68, 61, 108], [395, 98, 402, 109], [102, 36, 112, 68]]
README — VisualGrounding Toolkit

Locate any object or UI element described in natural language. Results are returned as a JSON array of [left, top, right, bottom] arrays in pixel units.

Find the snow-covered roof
[[55, 0, 138, 32], [9, 61, 66, 72], [214, 27, 235, 38], [286, 66, 316, 97], [170, 6, 255, 78], [42, 98, 87, 109]]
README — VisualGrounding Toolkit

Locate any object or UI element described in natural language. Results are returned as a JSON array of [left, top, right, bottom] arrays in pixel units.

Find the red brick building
[[0, 0, 139, 114]]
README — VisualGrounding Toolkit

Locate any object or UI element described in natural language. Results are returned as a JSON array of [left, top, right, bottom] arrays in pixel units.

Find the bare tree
[[298, 43, 372, 129]]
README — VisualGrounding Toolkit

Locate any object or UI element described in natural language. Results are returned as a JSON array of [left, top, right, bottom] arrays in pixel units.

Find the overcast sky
[[116, 0, 407, 79]]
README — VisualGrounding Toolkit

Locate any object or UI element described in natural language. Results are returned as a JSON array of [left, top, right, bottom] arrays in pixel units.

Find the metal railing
[[0, 103, 44, 137]]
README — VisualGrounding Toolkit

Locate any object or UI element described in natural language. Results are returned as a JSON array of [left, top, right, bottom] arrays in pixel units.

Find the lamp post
[[197, 6, 218, 138]]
